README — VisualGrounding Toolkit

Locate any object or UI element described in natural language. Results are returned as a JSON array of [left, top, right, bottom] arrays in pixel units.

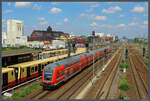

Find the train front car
[[41, 63, 56, 89]]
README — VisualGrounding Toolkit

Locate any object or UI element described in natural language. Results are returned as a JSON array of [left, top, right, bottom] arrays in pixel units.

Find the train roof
[[40, 49, 67, 54], [2, 68, 14, 73], [45, 46, 110, 70], [50, 53, 86, 67], [2, 48, 41, 57], [7, 56, 53, 68]]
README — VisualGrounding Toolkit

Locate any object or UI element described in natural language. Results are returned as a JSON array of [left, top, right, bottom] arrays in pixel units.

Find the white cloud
[[128, 22, 137, 26], [144, 21, 148, 24], [90, 22, 97, 27], [64, 18, 68, 22], [86, 8, 94, 12], [8, 2, 11, 6], [119, 14, 124, 18], [33, 4, 41, 10], [39, 21, 48, 25], [132, 5, 145, 13], [86, 4, 99, 12], [102, 6, 122, 13], [80, 13, 87, 17], [144, 14, 148, 16], [4, 10, 13, 14], [56, 22, 62, 25], [117, 24, 125, 27], [94, 16, 106, 21], [51, 2, 64, 5], [80, 14, 106, 21], [37, 17, 45, 21], [15, 2, 32, 8], [90, 4, 99, 8], [49, 7, 62, 14]]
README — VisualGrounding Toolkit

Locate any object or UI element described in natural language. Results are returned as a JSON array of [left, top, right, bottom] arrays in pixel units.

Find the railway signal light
[[125, 49, 128, 59], [72, 43, 76, 53], [85, 43, 89, 53], [143, 48, 145, 57], [104, 49, 107, 58]]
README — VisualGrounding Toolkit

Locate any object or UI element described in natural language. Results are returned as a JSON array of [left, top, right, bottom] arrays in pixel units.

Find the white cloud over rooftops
[[131, 5, 145, 13], [15, 2, 32, 8], [102, 6, 122, 13], [49, 7, 62, 14]]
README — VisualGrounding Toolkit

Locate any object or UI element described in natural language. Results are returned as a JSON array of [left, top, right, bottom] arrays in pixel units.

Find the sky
[[2, 2, 148, 39]]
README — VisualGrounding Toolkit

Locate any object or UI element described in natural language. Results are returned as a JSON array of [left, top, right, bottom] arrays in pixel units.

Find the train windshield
[[44, 64, 54, 81]]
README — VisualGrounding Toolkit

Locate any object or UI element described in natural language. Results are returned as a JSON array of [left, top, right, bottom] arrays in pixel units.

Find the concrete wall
[[7, 19, 24, 45]]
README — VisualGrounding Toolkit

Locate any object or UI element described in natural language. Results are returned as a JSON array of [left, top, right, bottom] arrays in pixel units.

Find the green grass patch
[[119, 79, 130, 91], [121, 73, 126, 80], [2, 46, 42, 51], [4, 81, 42, 100]]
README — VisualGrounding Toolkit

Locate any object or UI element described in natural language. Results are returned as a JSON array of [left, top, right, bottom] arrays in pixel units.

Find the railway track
[[127, 46, 148, 99], [25, 49, 116, 99], [128, 46, 148, 89], [94, 47, 123, 99], [2, 76, 41, 95]]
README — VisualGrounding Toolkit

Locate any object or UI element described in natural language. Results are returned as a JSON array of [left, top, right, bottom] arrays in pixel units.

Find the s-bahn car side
[[2, 48, 84, 90], [41, 46, 111, 89], [39, 49, 68, 59], [2, 57, 54, 90]]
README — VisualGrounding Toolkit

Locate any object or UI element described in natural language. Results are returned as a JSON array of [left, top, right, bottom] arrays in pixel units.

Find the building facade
[[28, 26, 69, 41], [7, 19, 27, 46]]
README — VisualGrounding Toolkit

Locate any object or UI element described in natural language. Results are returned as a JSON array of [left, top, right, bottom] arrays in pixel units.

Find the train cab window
[[35, 66, 37, 71], [22, 69, 24, 72], [11, 71, 13, 76], [31, 67, 34, 73]]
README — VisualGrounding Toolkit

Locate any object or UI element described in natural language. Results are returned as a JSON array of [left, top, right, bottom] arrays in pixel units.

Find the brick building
[[28, 26, 69, 41]]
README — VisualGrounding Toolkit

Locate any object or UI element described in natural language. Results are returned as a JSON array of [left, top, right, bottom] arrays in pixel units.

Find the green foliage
[[118, 93, 125, 99], [4, 81, 41, 99], [120, 63, 128, 69], [2, 46, 31, 51], [122, 59, 125, 64], [119, 79, 130, 91]]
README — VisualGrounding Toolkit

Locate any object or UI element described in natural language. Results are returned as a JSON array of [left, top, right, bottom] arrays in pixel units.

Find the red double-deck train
[[41, 46, 111, 89]]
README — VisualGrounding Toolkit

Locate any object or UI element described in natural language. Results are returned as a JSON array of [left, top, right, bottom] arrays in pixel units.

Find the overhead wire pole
[[92, 31, 95, 84]]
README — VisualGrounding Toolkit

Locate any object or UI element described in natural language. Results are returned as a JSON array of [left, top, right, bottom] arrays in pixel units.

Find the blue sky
[[2, 2, 148, 39]]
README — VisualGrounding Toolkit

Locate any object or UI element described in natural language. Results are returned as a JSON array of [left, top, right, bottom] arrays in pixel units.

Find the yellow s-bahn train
[[39, 49, 68, 59], [2, 48, 85, 90], [2, 56, 58, 90]]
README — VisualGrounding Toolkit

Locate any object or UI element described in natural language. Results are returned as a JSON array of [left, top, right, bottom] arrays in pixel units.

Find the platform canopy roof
[[2, 49, 41, 57]]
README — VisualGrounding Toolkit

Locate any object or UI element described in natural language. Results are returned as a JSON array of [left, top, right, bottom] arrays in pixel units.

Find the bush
[[122, 59, 125, 64], [118, 93, 124, 99], [120, 63, 128, 69], [119, 80, 130, 91]]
